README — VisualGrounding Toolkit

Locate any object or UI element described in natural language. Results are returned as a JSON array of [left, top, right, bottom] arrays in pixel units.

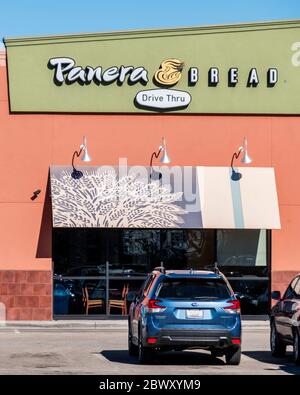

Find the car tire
[[128, 325, 138, 357], [225, 346, 241, 365], [270, 321, 286, 357], [138, 333, 154, 364], [293, 329, 300, 365]]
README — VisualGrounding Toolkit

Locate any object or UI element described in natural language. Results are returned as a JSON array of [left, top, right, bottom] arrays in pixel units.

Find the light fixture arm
[[72, 146, 84, 171], [71, 138, 87, 179], [149, 147, 163, 170], [230, 147, 243, 170], [149, 137, 170, 181]]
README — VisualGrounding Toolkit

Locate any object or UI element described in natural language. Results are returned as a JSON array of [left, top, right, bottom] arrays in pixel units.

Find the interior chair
[[108, 284, 129, 315], [82, 286, 104, 315]]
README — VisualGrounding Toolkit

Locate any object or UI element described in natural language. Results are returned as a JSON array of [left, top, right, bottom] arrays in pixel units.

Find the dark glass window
[[53, 229, 108, 276], [217, 229, 269, 315], [217, 229, 267, 277], [53, 228, 269, 316], [160, 229, 215, 270], [53, 228, 215, 276]]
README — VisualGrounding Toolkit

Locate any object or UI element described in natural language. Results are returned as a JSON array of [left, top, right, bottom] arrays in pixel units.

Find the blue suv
[[128, 268, 242, 364]]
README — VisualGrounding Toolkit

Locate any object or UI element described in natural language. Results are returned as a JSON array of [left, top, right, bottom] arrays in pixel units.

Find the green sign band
[[4, 20, 300, 114]]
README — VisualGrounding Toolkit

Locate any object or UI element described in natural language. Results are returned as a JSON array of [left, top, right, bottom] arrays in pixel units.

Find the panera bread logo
[[154, 59, 184, 86], [48, 57, 279, 111], [48, 58, 149, 86]]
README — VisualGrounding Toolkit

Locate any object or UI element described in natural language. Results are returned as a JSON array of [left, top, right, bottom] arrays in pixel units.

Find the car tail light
[[146, 299, 166, 313], [223, 299, 241, 314], [147, 337, 158, 344], [231, 338, 241, 345]]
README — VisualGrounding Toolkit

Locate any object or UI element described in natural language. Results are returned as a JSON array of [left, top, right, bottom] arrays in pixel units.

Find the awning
[[50, 165, 280, 229]]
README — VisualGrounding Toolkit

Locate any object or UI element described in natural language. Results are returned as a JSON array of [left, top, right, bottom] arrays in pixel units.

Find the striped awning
[[50, 165, 280, 229]]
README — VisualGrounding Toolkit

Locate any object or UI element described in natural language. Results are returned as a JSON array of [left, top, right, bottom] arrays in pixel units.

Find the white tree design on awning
[[51, 168, 187, 228]]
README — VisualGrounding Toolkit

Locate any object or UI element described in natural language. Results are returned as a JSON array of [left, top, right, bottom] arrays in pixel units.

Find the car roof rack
[[214, 261, 220, 274], [153, 266, 166, 274]]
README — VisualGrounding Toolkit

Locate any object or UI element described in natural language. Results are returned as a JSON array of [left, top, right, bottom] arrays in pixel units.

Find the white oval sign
[[135, 89, 191, 110]]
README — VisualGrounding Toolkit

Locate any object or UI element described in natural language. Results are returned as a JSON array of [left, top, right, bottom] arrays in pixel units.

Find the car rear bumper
[[145, 329, 239, 348]]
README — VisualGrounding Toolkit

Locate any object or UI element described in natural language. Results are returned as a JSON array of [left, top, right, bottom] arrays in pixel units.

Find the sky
[[1, 0, 300, 47]]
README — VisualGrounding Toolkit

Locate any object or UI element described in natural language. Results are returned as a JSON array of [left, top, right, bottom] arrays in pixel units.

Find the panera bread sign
[[48, 57, 278, 112], [7, 22, 300, 114]]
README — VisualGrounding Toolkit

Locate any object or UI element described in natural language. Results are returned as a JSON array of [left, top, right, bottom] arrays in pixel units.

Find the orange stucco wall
[[0, 54, 299, 292]]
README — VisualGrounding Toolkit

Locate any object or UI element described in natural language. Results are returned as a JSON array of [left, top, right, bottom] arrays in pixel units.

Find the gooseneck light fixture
[[149, 137, 171, 180], [71, 136, 92, 179], [230, 137, 252, 181]]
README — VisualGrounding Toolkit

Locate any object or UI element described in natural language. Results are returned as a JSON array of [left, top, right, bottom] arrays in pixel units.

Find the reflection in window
[[217, 230, 267, 276], [228, 278, 269, 314], [217, 230, 269, 314], [53, 229, 108, 276], [53, 229, 216, 276], [160, 230, 215, 270]]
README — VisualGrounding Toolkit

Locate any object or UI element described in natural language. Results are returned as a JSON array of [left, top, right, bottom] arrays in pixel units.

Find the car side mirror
[[271, 290, 281, 301]]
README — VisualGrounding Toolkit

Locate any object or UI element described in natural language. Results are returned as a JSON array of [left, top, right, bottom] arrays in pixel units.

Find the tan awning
[[50, 165, 280, 229]]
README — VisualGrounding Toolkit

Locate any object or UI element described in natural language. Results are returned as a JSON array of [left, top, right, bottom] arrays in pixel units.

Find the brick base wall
[[0, 270, 52, 320]]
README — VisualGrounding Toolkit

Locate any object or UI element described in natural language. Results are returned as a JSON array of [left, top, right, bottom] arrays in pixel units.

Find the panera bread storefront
[[1, 20, 300, 320]]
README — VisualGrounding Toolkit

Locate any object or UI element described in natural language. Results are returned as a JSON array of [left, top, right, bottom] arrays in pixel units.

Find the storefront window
[[53, 229, 215, 276], [53, 228, 269, 316]]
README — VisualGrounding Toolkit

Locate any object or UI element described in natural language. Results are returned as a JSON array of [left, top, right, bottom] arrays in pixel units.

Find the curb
[[0, 320, 127, 329], [0, 319, 270, 330]]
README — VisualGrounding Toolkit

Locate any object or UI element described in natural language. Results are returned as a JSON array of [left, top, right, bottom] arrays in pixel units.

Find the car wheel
[[293, 330, 300, 365], [138, 333, 154, 364], [225, 346, 241, 365], [128, 324, 138, 357], [270, 321, 286, 357]]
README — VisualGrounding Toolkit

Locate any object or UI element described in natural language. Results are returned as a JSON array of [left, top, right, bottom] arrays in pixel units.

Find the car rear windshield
[[156, 277, 231, 300]]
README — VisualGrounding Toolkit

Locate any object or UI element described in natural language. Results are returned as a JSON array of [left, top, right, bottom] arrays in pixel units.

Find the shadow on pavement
[[243, 351, 300, 375], [100, 350, 225, 366]]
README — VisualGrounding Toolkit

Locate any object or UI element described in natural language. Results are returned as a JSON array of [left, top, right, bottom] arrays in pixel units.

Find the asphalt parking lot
[[0, 321, 299, 375]]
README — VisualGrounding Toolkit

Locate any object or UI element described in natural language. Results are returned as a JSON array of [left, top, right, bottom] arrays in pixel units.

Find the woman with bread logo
[[154, 59, 184, 86]]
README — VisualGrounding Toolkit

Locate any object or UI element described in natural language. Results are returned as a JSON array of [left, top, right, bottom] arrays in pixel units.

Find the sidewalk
[[0, 318, 270, 330]]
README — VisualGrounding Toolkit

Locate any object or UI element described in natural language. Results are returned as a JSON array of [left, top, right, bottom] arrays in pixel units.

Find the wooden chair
[[108, 284, 129, 315], [82, 286, 104, 315]]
